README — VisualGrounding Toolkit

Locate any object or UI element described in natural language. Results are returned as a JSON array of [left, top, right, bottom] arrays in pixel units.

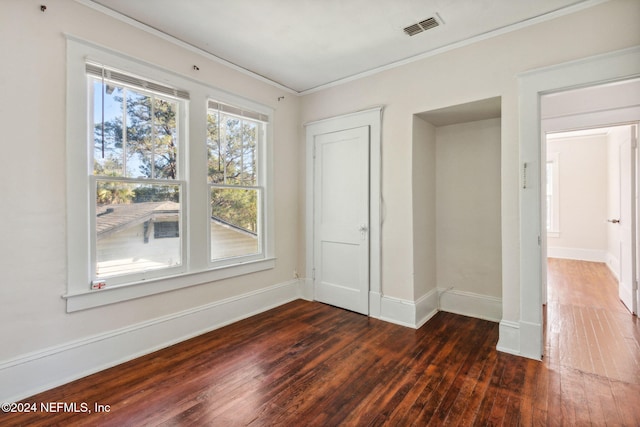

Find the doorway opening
[[543, 124, 638, 317], [517, 47, 640, 361]]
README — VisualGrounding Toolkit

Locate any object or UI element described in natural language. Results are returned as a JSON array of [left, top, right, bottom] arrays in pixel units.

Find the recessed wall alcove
[[412, 97, 502, 321]]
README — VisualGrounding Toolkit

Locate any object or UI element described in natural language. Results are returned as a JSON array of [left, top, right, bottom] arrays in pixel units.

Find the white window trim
[[546, 151, 560, 237], [64, 36, 275, 312]]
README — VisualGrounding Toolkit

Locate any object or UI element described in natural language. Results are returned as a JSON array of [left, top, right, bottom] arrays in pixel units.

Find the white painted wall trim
[[415, 290, 439, 328], [0, 279, 303, 403], [379, 295, 419, 328], [496, 320, 521, 356], [369, 291, 383, 319], [377, 288, 501, 329], [299, 277, 314, 301], [607, 253, 620, 281], [546, 247, 607, 262], [377, 291, 437, 329], [437, 288, 502, 323], [518, 45, 640, 361]]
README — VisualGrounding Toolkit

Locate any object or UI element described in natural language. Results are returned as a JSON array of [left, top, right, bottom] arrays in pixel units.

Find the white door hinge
[[312, 268, 316, 280]]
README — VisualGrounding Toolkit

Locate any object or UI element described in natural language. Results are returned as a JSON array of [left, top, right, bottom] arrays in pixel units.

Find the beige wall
[[0, 0, 300, 360], [300, 0, 640, 321], [1, 0, 640, 381], [547, 135, 609, 254], [411, 116, 437, 299], [436, 119, 502, 298]]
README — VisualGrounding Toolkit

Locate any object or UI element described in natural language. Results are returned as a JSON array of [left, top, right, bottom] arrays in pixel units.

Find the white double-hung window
[[207, 101, 268, 264], [65, 38, 274, 312], [87, 63, 187, 285]]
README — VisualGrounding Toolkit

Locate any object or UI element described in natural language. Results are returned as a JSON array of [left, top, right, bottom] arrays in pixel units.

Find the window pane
[[96, 180, 181, 278], [153, 98, 179, 179], [210, 187, 259, 260], [93, 81, 124, 176], [92, 80, 179, 181], [223, 116, 243, 185], [125, 89, 153, 178], [207, 110, 224, 184], [207, 109, 260, 186], [240, 121, 257, 185]]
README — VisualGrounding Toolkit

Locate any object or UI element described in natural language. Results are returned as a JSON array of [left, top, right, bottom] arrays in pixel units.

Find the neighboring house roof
[[96, 201, 180, 238], [96, 201, 256, 241]]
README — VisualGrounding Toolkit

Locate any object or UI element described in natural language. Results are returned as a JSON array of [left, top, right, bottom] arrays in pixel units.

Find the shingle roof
[[96, 201, 179, 237]]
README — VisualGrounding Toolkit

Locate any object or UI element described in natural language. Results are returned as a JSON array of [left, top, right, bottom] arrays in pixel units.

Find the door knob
[[607, 219, 620, 224], [359, 224, 368, 240]]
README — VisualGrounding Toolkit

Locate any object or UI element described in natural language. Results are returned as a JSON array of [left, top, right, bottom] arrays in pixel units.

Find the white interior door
[[313, 126, 370, 315], [618, 125, 637, 314]]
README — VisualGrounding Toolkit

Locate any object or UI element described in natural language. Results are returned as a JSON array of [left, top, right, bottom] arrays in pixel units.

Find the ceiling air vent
[[403, 16, 440, 36]]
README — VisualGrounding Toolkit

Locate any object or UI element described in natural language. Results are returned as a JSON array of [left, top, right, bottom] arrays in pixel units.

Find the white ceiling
[[86, 0, 603, 93]]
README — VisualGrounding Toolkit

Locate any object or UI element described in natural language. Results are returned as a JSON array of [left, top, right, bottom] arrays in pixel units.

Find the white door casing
[[304, 107, 383, 318], [517, 46, 640, 360], [313, 127, 370, 314]]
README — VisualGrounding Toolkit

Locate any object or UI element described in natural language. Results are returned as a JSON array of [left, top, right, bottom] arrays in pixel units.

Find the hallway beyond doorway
[[546, 258, 639, 384]]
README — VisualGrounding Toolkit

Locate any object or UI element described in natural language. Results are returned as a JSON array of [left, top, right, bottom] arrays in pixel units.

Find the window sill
[[63, 257, 276, 312]]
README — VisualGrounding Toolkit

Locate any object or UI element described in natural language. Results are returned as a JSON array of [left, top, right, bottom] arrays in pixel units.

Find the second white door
[[313, 126, 370, 315]]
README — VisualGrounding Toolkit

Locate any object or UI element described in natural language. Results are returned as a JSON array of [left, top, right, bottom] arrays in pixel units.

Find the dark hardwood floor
[[2, 259, 639, 426]]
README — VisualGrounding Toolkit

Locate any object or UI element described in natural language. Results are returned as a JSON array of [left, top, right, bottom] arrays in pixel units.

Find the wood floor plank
[[3, 260, 640, 426]]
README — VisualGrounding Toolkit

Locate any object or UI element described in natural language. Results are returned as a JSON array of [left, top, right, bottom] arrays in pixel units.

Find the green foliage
[[93, 85, 178, 180], [133, 185, 180, 203], [207, 112, 257, 185], [96, 181, 135, 206], [96, 181, 179, 207], [93, 83, 179, 206], [211, 188, 258, 233], [207, 110, 260, 233]]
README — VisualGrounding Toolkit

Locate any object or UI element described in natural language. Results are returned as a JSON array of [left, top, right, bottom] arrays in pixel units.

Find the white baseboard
[[379, 295, 418, 327], [606, 253, 620, 281], [369, 291, 382, 319], [299, 277, 314, 301], [496, 319, 543, 361], [0, 279, 302, 403], [497, 320, 521, 356], [519, 320, 544, 360], [437, 288, 502, 322], [377, 289, 439, 328], [377, 287, 500, 329], [415, 289, 439, 328], [547, 247, 607, 262]]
